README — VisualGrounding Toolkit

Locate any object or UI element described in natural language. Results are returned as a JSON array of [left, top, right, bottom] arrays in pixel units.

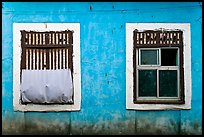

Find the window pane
[[138, 70, 157, 97], [140, 50, 158, 65], [161, 49, 178, 66], [159, 70, 178, 97]]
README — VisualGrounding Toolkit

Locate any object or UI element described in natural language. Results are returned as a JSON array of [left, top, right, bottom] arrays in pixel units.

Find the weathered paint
[[13, 23, 81, 111], [2, 2, 202, 135], [126, 23, 191, 110]]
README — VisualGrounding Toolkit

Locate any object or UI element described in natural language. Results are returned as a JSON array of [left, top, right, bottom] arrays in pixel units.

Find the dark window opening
[[161, 49, 178, 66], [138, 70, 157, 97], [159, 70, 178, 97]]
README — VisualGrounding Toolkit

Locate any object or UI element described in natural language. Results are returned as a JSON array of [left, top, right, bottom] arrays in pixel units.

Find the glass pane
[[138, 70, 157, 97], [159, 70, 178, 97], [140, 50, 158, 65], [161, 49, 178, 66]]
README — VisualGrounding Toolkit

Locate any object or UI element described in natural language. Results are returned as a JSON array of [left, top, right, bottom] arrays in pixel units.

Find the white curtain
[[20, 69, 73, 104]]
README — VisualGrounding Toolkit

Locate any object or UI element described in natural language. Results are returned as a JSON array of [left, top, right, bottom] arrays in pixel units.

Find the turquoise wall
[[2, 2, 202, 135]]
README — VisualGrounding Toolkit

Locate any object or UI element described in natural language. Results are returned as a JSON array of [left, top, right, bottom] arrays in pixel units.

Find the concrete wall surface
[[2, 2, 202, 135]]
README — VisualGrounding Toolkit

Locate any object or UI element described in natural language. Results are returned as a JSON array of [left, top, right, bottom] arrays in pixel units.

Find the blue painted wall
[[2, 2, 202, 135]]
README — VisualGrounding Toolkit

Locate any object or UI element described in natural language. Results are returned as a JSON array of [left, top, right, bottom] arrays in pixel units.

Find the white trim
[[157, 69, 159, 98], [13, 23, 81, 112], [137, 66, 179, 70], [126, 23, 191, 110]]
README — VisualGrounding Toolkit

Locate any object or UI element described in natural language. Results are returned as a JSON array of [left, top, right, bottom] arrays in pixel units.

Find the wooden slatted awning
[[133, 30, 183, 47], [20, 30, 73, 72]]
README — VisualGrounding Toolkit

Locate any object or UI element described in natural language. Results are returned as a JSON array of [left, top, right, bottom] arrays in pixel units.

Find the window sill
[[126, 100, 191, 110], [13, 103, 81, 112]]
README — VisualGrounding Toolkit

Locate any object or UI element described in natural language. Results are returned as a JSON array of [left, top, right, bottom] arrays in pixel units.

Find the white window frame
[[126, 23, 191, 110], [13, 23, 81, 112], [137, 47, 180, 100]]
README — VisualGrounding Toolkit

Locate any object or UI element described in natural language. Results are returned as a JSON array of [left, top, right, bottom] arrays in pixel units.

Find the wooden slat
[[49, 50, 51, 69], [53, 33, 55, 45], [38, 33, 40, 45], [36, 33, 39, 45], [33, 33, 35, 45], [49, 33, 52, 45], [146, 32, 150, 45], [28, 49, 30, 70], [45, 33, 49, 45], [44, 50, 46, 70], [24, 32, 27, 45], [51, 49, 53, 69], [169, 32, 172, 44], [140, 33, 143, 45], [56, 33, 58, 45], [63, 49, 65, 69], [61, 49, 63, 69], [41, 49, 44, 70], [151, 33, 154, 44], [65, 48, 67, 69], [156, 32, 160, 45], [154, 33, 157, 44], [35, 49, 37, 70], [32, 49, 35, 70], [39, 33, 41, 45], [59, 33, 62, 45], [174, 32, 178, 45], [24, 45, 71, 48], [177, 32, 180, 45], [54, 49, 56, 70], [61, 33, 64, 45], [34, 33, 37, 45], [31, 48, 33, 69], [26, 49, 28, 69], [30, 32, 33, 46], [42, 33, 46, 45], [63, 33, 66, 45], [28, 33, 30, 45], [66, 32, 69, 45], [166, 32, 169, 45], [58, 49, 60, 69], [38, 49, 41, 70], [35, 49, 37, 69], [46, 49, 49, 69]]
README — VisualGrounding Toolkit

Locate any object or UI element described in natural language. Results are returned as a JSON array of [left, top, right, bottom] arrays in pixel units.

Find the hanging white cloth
[[20, 69, 73, 104]]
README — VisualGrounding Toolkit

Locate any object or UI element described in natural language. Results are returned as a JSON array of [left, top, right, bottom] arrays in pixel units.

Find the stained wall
[[2, 2, 202, 135]]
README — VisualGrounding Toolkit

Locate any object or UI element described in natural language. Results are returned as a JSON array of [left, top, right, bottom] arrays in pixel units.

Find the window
[[13, 23, 81, 111], [126, 23, 191, 110]]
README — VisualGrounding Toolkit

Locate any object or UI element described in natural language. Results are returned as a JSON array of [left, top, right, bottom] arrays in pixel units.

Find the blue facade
[[2, 2, 202, 135]]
